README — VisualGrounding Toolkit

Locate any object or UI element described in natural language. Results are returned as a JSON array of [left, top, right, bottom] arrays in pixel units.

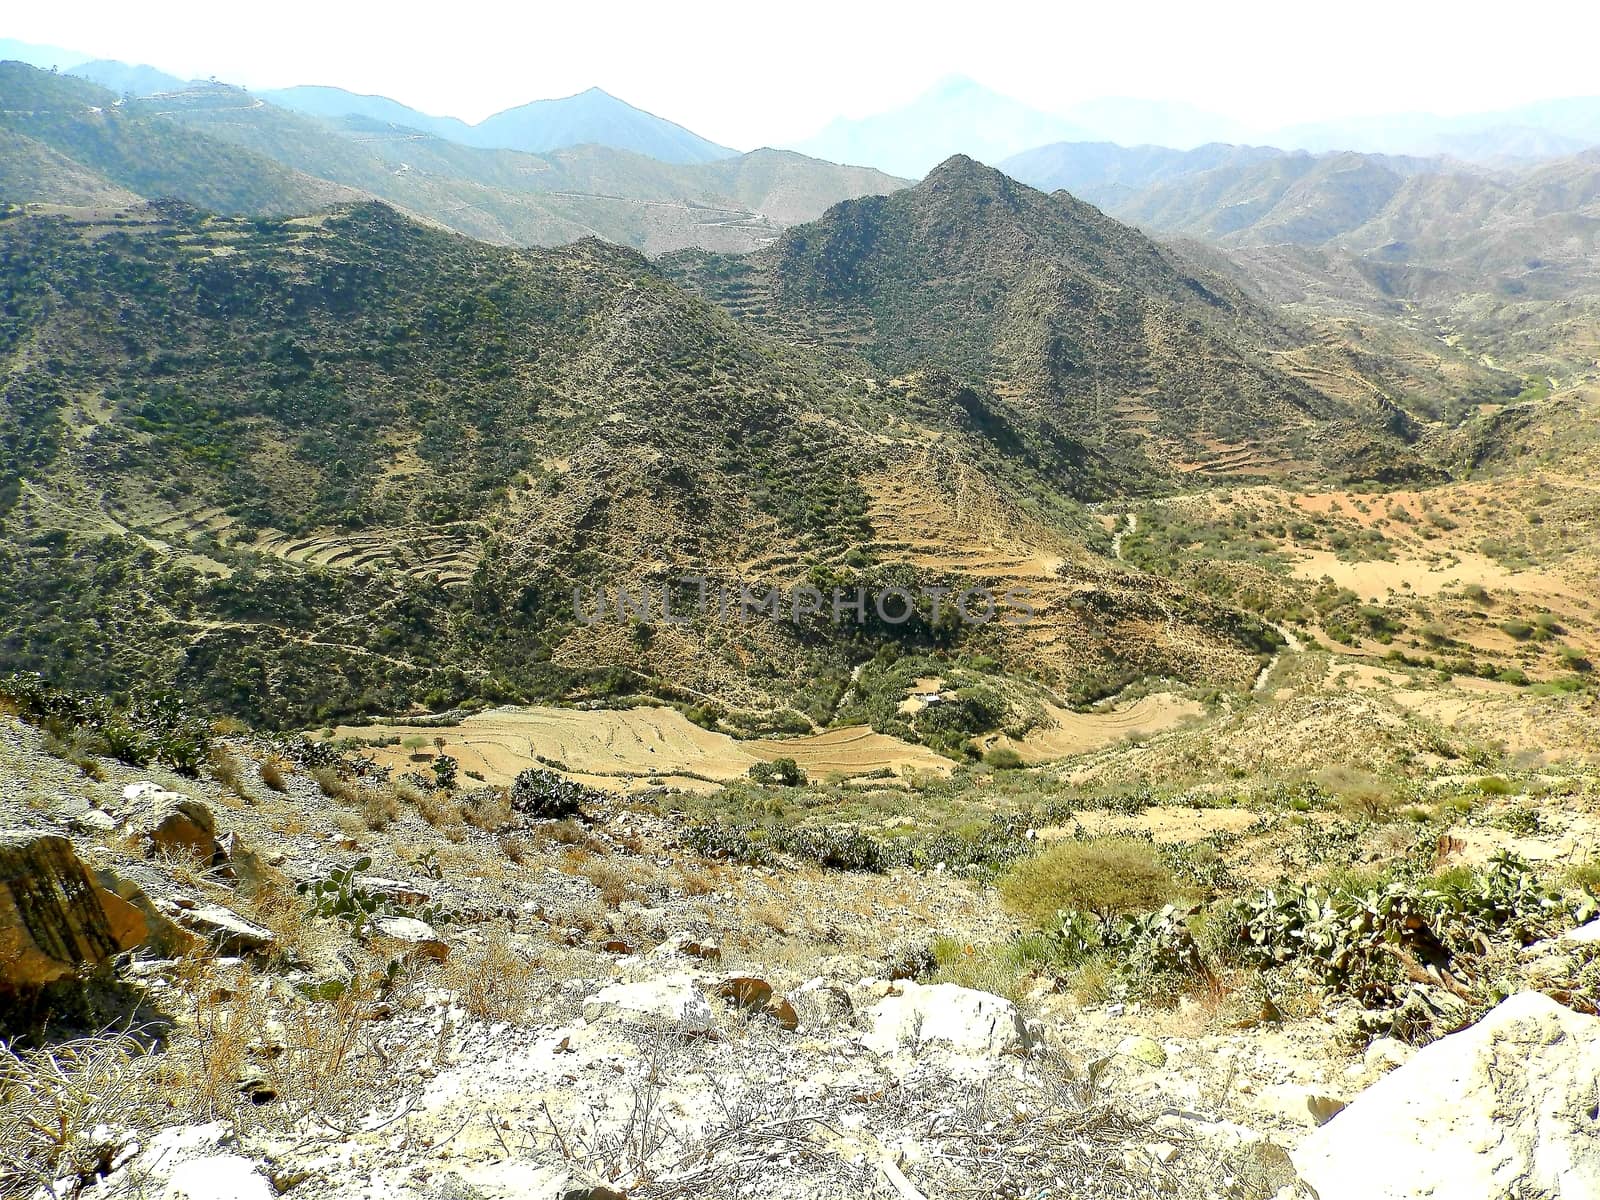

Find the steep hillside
[[0, 128, 140, 206], [0, 61, 357, 216], [1109, 150, 1455, 243], [668, 156, 1428, 486], [0, 200, 1278, 728]]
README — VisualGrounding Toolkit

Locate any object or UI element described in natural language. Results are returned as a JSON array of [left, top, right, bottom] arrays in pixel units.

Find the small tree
[[432, 754, 458, 791], [749, 757, 806, 787], [998, 838, 1179, 931]]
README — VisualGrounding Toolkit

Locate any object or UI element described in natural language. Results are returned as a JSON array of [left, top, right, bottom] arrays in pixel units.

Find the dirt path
[[1253, 622, 1305, 693], [1111, 512, 1138, 561]]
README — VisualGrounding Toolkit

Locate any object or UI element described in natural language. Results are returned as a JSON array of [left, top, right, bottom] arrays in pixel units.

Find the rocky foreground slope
[[4, 705, 1600, 1200]]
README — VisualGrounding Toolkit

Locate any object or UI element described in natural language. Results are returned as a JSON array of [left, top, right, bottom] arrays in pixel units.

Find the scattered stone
[[1362, 1037, 1413, 1074], [882, 938, 937, 981], [1258, 1083, 1347, 1127], [1365, 982, 1469, 1044], [355, 876, 434, 907], [122, 782, 174, 804], [715, 976, 774, 1010], [369, 914, 449, 962], [581, 974, 715, 1030], [1116, 1035, 1168, 1068], [167, 902, 275, 955], [69, 808, 119, 835], [214, 832, 265, 889], [789, 977, 854, 1030], [1562, 918, 1600, 945], [0, 831, 147, 994], [618, 902, 667, 936], [1295, 992, 1600, 1199], [652, 932, 721, 961], [767, 997, 800, 1031]]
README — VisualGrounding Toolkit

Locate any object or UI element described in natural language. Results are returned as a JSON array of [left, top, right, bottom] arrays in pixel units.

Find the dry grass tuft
[[531, 819, 609, 858], [415, 789, 465, 835], [462, 787, 512, 832], [361, 788, 402, 831], [497, 832, 535, 864], [312, 766, 360, 804], [208, 747, 251, 805], [260, 755, 292, 793], [562, 853, 652, 909], [0, 1028, 163, 1196], [445, 929, 546, 1023]]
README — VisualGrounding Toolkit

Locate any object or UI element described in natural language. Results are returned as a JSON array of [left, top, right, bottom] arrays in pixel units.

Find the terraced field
[[987, 693, 1208, 763], [331, 705, 952, 793]]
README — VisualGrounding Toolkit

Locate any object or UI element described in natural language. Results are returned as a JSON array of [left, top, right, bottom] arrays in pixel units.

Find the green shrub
[[998, 838, 1180, 931], [984, 745, 1025, 769], [0, 673, 210, 775], [1558, 646, 1592, 672], [681, 821, 903, 872], [509, 768, 592, 819], [1566, 858, 1600, 893]]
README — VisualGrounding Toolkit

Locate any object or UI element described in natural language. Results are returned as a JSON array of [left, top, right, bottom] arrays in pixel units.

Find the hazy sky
[[7, 0, 1598, 148]]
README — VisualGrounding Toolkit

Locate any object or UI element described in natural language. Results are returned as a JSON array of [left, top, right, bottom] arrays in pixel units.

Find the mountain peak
[[918, 153, 1016, 192], [924, 74, 986, 100]]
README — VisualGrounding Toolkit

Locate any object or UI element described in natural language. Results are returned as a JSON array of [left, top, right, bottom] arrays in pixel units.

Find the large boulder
[[1294, 991, 1600, 1199], [157, 1155, 275, 1200], [92, 866, 196, 957], [862, 982, 1033, 1067], [0, 831, 148, 995], [581, 975, 714, 1031], [138, 793, 220, 863]]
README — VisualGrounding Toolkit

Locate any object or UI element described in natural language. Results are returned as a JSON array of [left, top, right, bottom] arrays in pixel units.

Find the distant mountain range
[[997, 135, 1600, 379], [789, 76, 1094, 178], [0, 62, 905, 255], [4, 33, 1598, 171], [260, 84, 737, 164], [1002, 137, 1600, 306], [1269, 104, 1600, 164], [2, 36, 736, 165], [67, 58, 189, 96]]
